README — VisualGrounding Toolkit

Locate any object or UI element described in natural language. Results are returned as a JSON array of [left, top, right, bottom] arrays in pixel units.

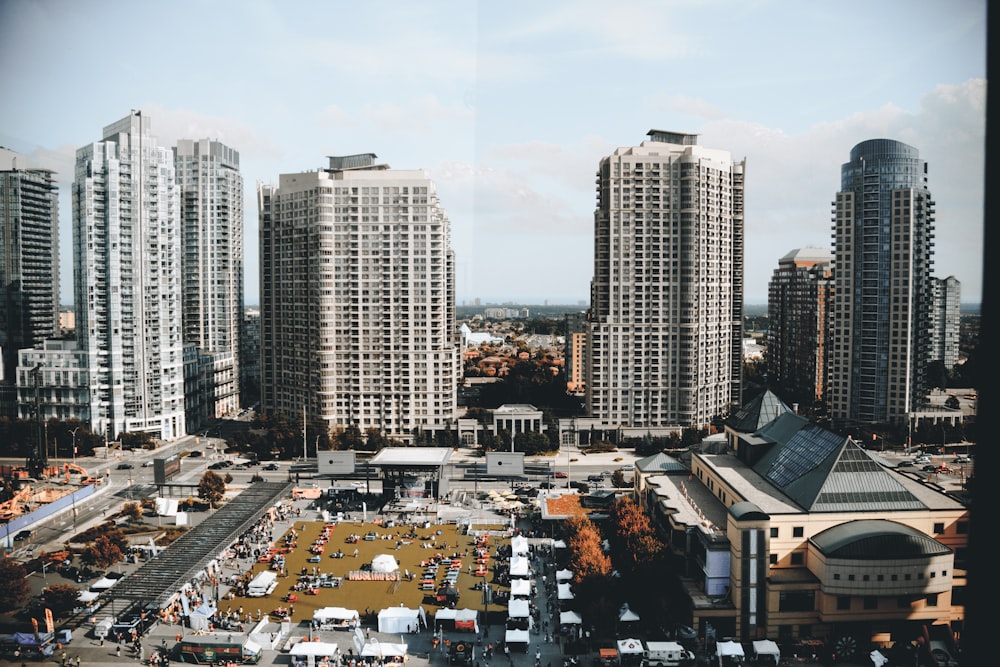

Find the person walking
[[116, 645, 121, 658]]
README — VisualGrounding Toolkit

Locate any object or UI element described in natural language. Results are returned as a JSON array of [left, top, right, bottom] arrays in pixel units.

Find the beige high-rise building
[[586, 130, 745, 430], [258, 154, 459, 441]]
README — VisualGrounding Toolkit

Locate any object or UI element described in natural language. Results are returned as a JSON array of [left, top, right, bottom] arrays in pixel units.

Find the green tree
[[0, 557, 32, 610], [198, 470, 226, 508], [40, 584, 81, 617]]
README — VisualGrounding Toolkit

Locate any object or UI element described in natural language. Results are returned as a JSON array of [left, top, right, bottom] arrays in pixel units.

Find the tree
[[80, 535, 124, 570], [0, 557, 32, 610], [611, 470, 627, 488], [40, 584, 81, 617], [121, 502, 143, 522], [198, 470, 226, 508]]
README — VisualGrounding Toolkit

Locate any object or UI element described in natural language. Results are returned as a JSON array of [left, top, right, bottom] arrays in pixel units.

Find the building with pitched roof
[[634, 409, 967, 662]]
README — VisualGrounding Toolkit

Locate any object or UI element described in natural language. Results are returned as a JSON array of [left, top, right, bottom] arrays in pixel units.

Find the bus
[[175, 635, 263, 664]]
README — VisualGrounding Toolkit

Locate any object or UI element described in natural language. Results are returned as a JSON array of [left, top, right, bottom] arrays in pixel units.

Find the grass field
[[221, 519, 513, 627]]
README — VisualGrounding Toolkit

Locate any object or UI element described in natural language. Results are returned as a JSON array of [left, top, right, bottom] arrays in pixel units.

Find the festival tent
[[90, 577, 119, 591], [510, 535, 529, 556], [618, 603, 641, 622], [508, 599, 530, 618], [371, 554, 399, 573], [555, 569, 574, 581], [509, 555, 530, 577], [557, 583, 575, 600], [717, 641, 745, 661], [189, 603, 217, 631], [361, 641, 407, 658], [77, 590, 100, 604], [559, 610, 583, 625], [618, 638, 644, 656], [552, 539, 567, 548], [752, 640, 781, 666], [505, 629, 530, 646], [290, 641, 340, 658], [377, 606, 425, 634], [314, 607, 360, 629], [510, 579, 532, 598], [434, 608, 479, 633]]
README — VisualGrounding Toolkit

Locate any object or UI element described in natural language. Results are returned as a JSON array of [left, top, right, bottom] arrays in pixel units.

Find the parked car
[[141, 460, 154, 467], [587, 474, 604, 482], [620, 464, 635, 472], [914, 456, 931, 464], [116, 463, 133, 470], [263, 462, 280, 471], [952, 456, 971, 464], [553, 472, 568, 479], [896, 460, 913, 468], [13, 530, 31, 542]]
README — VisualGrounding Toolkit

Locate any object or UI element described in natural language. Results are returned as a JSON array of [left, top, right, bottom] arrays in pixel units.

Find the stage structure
[[368, 447, 453, 500]]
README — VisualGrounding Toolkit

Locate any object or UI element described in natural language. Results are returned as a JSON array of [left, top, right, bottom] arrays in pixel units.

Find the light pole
[[71, 427, 81, 463]]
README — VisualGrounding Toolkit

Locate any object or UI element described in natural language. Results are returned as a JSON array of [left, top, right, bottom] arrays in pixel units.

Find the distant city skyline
[[0, 1, 986, 306]]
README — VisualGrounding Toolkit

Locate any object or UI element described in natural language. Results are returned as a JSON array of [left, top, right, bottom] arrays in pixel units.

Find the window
[[791, 552, 804, 566], [933, 522, 945, 533], [926, 593, 938, 607], [837, 597, 850, 611], [793, 527, 804, 537], [864, 597, 877, 610], [769, 554, 778, 565], [770, 527, 779, 538], [833, 573, 841, 580]]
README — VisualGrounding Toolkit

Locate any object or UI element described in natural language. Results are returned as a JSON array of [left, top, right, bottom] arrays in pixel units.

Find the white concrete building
[[72, 111, 186, 441], [585, 130, 745, 430], [258, 154, 459, 441]]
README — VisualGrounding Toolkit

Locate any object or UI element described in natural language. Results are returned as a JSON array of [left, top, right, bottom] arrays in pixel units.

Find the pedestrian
[[75, 656, 81, 667], [116, 646, 121, 658]]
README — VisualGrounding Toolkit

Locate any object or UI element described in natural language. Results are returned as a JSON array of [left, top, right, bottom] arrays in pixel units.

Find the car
[[209, 462, 229, 470], [620, 464, 635, 472], [935, 465, 953, 474], [952, 456, 971, 464], [539, 481, 556, 489], [116, 463, 133, 470], [553, 472, 568, 479], [586, 474, 604, 482], [188, 451, 203, 458], [263, 463, 279, 471], [13, 530, 31, 542], [914, 456, 931, 464], [896, 460, 913, 468], [141, 460, 154, 467], [922, 465, 938, 472], [307, 555, 322, 563]]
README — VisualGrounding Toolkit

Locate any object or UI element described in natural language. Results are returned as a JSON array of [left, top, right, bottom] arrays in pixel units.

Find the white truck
[[246, 570, 278, 597], [644, 641, 695, 667], [93, 618, 114, 641]]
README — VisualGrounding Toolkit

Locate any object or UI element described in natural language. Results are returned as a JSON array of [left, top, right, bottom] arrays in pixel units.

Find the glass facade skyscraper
[[829, 139, 935, 426]]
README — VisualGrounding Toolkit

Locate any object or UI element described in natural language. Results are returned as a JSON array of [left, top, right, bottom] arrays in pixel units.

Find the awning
[[510, 579, 531, 597], [290, 641, 340, 657], [557, 582, 574, 600], [617, 638, 643, 655], [505, 629, 530, 644], [555, 569, 574, 581], [559, 610, 582, 625]]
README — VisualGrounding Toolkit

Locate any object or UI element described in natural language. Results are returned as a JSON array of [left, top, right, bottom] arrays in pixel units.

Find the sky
[[0, 0, 987, 306]]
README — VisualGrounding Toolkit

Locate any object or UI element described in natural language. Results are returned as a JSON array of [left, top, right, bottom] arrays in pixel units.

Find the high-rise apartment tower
[[174, 139, 244, 420], [258, 154, 459, 440], [829, 139, 935, 426], [586, 130, 745, 428], [767, 247, 833, 407], [73, 112, 186, 440], [930, 275, 961, 369], [0, 148, 60, 392]]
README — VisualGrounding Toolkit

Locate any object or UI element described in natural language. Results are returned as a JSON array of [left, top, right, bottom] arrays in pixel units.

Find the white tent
[[189, 603, 217, 631], [559, 610, 583, 625], [617, 638, 644, 656], [552, 539, 567, 548], [314, 607, 360, 628], [870, 650, 889, 667], [371, 554, 399, 573], [361, 641, 407, 657], [508, 599, 530, 618], [717, 641, 745, 660], [752, 640, 781, 665], [510, 579, 532, 598], [505, 629, 530, 645], [90, 577, 119, 591], [77, 590, 100, 604], [555, 569, 574, 581], [290, 641, 340, 657], [377, 607, 425, 634], [618, 603, 641, 622], [557, 582, 574, 600], [510, 535, 529, 555], [509, 555, 530, 577]]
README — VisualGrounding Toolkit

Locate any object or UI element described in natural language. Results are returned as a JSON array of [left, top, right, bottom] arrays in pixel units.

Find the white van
[[645, 641, 695, 667], [93, 618, 114, 641]]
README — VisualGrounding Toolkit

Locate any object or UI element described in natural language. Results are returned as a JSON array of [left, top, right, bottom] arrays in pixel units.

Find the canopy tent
[[377, 606, 426, 634], [559, 610, 583, 625], [314, 607, 360, 629], [290, 642, 340, 657], [510, 579, 532, 598], [552, 539, 567, 548], [717, 641, 745, 659], [434, 608, 479, 633], [617, 638, 644, 656], [555, 569, 574, 581], [77, 590, 100, 603], [189, 603, 217, 631], [508, 599, 530, 618], [618, 604, 641, 622], [509, 555, 530, 577], [557, 583, 574, 600], [752, 640, 781, 665], [371, 554, 399, 573], [90, 577, 119, 591], [361, 641, 407, 657], [510, 535, 529, 556], [505, 629, 530, 645], [870, 650, 889, 667]]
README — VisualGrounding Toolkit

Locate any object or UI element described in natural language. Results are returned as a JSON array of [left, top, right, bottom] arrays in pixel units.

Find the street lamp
[[71, 427, 81, 463]]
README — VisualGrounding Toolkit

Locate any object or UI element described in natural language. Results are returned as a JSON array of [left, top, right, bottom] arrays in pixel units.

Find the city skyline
[[0, 0, 986, 305]]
